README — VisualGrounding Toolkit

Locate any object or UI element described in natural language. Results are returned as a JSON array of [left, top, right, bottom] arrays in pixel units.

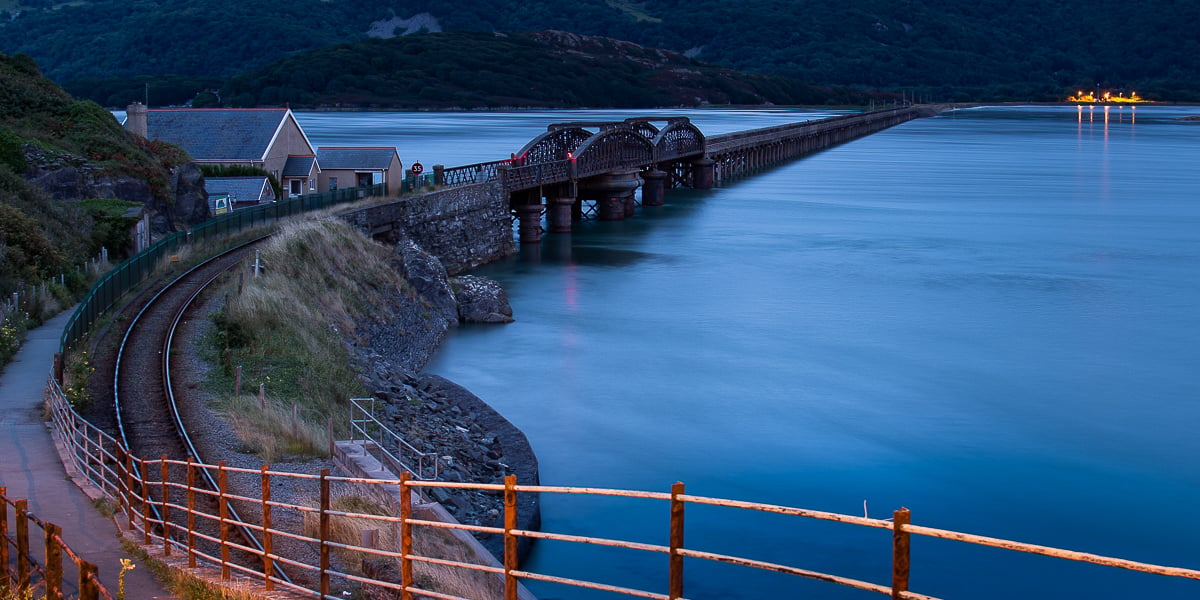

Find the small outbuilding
[[316, 147, 402, 196], [204, 176, 275, 214]]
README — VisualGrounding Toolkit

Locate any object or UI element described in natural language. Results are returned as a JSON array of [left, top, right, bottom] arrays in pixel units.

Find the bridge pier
[[692, 158, 715, 190], [515, 203, 543, 243], [641, 169, 666, 206], [580, 170, 642, 222], [547, 195, 576, 233]]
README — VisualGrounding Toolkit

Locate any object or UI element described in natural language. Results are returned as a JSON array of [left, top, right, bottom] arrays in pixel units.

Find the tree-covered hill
[[0, 53, 198, 296], [2, 0, 1198, 101], [214, 31, 873, 109]]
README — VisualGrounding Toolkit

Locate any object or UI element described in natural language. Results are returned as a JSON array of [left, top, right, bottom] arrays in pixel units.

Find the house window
[[310, 178, 316, 191], [329, 177, 337, 191]]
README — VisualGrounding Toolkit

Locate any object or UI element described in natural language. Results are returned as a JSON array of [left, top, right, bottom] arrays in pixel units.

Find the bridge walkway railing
[[706, 107, 918, 154]]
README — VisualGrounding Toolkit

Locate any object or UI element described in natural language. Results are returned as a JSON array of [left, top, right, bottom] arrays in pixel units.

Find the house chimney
[[126, 102, 148, 138]]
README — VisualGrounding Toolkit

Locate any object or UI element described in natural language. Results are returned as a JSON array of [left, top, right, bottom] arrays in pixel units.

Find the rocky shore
[[351, 242, 540, 559], [185, 232, 539, 563]]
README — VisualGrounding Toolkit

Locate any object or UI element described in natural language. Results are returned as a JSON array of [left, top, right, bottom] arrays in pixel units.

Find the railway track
[[110, 239, 291, 585]]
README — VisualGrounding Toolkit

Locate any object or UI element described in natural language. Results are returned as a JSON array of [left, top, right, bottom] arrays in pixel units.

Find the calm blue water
[[303, 106, 1200, 599]]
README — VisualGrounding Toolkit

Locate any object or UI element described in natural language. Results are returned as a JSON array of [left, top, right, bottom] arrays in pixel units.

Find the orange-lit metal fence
[[43, 374, 1200, 600], [1, 487, 113, 600]]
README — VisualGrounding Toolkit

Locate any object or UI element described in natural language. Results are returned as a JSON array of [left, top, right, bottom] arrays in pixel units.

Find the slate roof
[[142, 109, 292, 162], [205, 177, 273, 211], [316, 147, 399, 170], [282, 155, 316, 178]]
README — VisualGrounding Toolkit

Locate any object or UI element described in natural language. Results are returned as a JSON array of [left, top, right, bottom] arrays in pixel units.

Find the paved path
[[1, 310, 174, 598]]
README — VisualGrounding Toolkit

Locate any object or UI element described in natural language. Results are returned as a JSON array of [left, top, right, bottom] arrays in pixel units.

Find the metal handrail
[[41, 379, 1200, 600], [348, 398, 441, 480]]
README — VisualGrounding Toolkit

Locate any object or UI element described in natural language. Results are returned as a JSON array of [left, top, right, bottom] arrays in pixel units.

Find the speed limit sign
[[411, 162, 424, 174]]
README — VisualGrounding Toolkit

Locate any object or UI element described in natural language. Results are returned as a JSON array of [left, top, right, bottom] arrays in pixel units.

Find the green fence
[[58, 183, 387, 353]]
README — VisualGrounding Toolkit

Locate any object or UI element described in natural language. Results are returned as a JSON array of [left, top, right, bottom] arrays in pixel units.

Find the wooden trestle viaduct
[[430, 107, 920, 243]]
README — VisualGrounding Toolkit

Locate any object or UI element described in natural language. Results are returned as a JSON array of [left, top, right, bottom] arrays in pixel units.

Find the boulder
[[450, 275, 514, 323], [395, 237, 459, 327]]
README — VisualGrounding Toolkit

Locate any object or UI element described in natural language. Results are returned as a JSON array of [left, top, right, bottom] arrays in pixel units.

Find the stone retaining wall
[[339, 181, 515, 275]]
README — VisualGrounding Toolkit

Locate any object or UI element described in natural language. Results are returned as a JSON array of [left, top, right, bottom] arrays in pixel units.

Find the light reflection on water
[[308, 106, 1200, 599]]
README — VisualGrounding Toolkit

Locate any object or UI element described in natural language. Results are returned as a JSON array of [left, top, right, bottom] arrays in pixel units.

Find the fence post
[[1, 487, 9, 587], [97, 431, 107, 497], [319, 469, 331, 598], [669, 481, 685, 600], [504, 474, 518, 600], [45, 522, 62, 598], [218, 461, 230, 580], [892, 507, 911, 600], [140, 460, 152, 545], [399, 472, 413, 600], [79, 561, 99, 600], [161, 456, 170, 556], [261, 464, 274, 591], [123, 450, 136, 531], [186, 458, 196, 568], [16, 499, 29, 588]]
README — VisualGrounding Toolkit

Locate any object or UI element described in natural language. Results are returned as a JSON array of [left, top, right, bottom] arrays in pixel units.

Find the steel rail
[[111, 235, 292, 586]]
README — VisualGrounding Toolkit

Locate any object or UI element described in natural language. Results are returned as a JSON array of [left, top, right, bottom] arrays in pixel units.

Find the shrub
[[0, 127, 25, 173]]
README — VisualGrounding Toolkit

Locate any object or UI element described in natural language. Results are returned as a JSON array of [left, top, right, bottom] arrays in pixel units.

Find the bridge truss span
[[432, 108, 921, 243]]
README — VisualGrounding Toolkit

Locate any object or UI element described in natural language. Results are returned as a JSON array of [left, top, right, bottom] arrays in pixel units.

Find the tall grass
[[304, 494, 505, 599], [208, 219, 416, 460]]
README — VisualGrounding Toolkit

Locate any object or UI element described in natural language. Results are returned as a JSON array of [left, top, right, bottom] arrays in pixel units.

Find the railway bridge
[[426, 107, 920, 243]]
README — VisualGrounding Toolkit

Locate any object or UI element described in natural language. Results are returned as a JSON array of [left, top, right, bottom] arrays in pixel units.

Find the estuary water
[[300, 106, 1200, 599]]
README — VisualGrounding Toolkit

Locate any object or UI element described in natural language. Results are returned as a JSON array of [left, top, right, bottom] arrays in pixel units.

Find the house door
[[291, 179, 302, 196]]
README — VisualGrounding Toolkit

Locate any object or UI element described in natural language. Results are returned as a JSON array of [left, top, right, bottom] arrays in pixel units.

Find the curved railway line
[[109, 238, 292, 585]]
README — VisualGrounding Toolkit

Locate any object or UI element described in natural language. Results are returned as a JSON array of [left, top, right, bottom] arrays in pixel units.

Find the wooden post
[[235, 365, 242, 397], [504, 474, 518, 600], [261, 465, 274, 591], [16, 500, 29, 588], [140, 460, 152, 545], [186, 458, 196, 568], [399, 472, 413, 600], [79, 561, 99, 600], [319, 469, 331, 598], [1, 487, 9, 586], [892, 508, 911, 600], [327, 416, 335, 457], [360, 529, 379, 574], [45, 522, 62, 598], [161, 456, 171, 556], [669, 482, 685, 600], [259, 383, 265, 408], [218, 461, 230, 580]]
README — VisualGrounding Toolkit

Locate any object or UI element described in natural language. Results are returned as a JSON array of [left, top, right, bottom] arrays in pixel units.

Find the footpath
[[0, 310, 175, 598]]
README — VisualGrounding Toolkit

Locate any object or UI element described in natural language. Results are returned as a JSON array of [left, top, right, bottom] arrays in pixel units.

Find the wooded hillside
[[2, 0, 1197, 102]]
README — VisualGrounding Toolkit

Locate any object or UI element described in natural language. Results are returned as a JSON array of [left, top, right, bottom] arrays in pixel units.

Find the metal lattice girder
[[573, 126, 655, 179]]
